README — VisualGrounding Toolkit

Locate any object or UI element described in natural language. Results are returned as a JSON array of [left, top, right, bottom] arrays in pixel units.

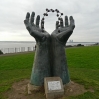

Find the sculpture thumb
[[24, 20, 28, 25]]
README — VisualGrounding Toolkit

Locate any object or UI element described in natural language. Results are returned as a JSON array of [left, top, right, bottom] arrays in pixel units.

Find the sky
[[0, 0, 99, 42]]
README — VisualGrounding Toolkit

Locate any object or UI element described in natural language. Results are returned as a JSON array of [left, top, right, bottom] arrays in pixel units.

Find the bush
[[66, 45, 73, 48], [94, 43, 99, 45], [77, 44, 84, 47], [0, 50, 3, 55]]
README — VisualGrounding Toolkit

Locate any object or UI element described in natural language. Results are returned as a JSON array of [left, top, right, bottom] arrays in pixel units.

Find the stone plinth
[[44, 77, 64, 99], [27, 83, 42, 94]]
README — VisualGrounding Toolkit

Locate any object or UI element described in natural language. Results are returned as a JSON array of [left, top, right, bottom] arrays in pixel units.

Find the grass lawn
[[0, 46, 99, 99]]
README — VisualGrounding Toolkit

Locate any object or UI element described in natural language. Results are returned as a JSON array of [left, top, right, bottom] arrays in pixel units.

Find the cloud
[[0, 0, 99, 42]]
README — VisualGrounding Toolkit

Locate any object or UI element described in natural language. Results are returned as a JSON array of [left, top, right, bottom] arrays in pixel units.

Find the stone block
[[44, 77, 64, 99], [27, 83, 42, 94]]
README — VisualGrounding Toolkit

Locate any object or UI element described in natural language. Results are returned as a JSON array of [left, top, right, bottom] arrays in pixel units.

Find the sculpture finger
[[26, 12, 30, 21], [24, 12, 30, 28], [24, 12, 30, 24], [30, 12, 35, 25], [70, 16, 75, 29], [56, 21, 59, 29], [60, 18, 63, 27], [36, 15, 40, 27], [41, 20, 44, 31], [65, 16, 68, 27]]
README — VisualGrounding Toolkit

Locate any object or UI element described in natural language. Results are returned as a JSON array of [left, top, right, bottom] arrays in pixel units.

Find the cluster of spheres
[[41, 9, 64, 32]]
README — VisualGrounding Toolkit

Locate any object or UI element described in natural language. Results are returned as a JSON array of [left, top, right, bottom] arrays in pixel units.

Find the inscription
[[48, 81, 61, 90]]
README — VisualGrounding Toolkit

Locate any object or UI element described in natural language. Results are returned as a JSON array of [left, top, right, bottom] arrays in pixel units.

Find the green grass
[[66, 46, 99, 99], [0, 52, 35, 98], [0, 46, 99, 99]]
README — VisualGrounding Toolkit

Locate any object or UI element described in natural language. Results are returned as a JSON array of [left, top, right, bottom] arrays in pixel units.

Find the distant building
[[69, 40, 73, 42]]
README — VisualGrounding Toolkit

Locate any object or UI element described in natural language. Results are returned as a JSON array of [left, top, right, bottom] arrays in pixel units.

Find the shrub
[[77, 44, 84, 47], [66, 45, 73, 48], [0, 50, 3, 55]]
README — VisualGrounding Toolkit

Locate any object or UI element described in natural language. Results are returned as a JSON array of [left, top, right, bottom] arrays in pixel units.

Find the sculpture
[[51, 16, 75, 84], [24, 12, 51, 86], [24, 9, 75, 87]]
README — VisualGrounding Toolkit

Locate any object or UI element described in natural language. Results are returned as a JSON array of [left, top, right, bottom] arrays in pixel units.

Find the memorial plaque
[[44, 77, 64, 99], [48, 81, 61, 90]]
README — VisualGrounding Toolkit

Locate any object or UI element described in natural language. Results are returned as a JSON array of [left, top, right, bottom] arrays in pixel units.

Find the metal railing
[[0, 47, 35, 54]]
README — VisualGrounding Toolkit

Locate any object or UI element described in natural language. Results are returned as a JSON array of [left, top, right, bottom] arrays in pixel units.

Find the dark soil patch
[[4, 79, 94, 99]]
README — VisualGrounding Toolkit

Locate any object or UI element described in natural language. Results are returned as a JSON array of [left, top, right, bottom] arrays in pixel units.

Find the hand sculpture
[[24, 12, 51, 86], [24, 12, 46, 41], [51, 16, 75, 84]]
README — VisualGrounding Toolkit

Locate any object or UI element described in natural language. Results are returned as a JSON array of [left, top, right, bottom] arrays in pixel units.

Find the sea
[[0, 41, 97, 49], [0, 41, 36, 49], [0, 41, 98, 54]]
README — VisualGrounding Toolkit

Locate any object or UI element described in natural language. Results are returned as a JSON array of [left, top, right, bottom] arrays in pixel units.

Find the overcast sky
[[0, 0, 99, 42]]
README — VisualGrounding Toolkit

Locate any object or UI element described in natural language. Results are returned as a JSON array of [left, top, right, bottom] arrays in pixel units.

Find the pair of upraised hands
[[24, 12, 75, 43], [24, 11, 75, 85]]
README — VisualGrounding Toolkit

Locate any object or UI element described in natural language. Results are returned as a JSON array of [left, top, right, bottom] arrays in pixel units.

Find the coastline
[[0, 41, 99, 54]]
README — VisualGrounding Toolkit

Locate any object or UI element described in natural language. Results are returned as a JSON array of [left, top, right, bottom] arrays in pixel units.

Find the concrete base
[[44, 77, 64, 99], [63, 80, 71, 88], [27, 83, 42, 94]]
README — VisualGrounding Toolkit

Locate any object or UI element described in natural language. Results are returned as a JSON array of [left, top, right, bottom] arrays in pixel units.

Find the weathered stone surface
[[44, 77, 64, 99], [51, 16, 75, 84], [27, 83, 42, 94], [24, 11, 75, 87], [24, 12, 51, 86]]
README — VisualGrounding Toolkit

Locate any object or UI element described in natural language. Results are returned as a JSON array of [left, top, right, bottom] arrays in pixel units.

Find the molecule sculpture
[[41, 9, 63, 33]]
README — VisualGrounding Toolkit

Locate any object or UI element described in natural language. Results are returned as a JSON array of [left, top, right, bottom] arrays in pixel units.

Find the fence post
[[27, 47, 29, 52], [8, 48, 9, 53], [1, 46, 35, 54], [15, 48, 16, 53]]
